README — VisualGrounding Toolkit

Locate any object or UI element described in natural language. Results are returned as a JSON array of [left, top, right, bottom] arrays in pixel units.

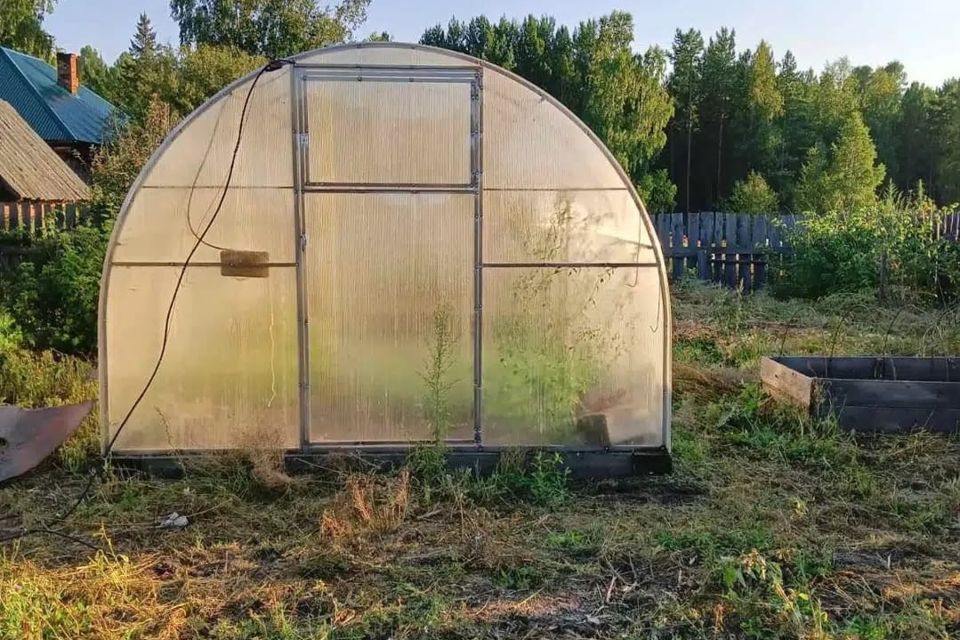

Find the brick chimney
[[56, 52, 79, 94]]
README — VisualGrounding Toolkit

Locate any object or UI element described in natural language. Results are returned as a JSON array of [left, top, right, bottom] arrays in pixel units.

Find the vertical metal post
[[472, 70, 484, 446], [291, 65, 311, 451]]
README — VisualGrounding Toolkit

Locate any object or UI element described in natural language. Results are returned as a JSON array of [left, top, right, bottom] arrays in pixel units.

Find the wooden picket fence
[[0, 202, 89, 271], [651, 212, 798, 292], [0, 201, 87, 233]]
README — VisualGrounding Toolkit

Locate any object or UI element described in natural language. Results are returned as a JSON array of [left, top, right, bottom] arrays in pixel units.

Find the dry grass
[[321, 467, 412, 543], [1, 282, 959, 639], [673, 361, 745, 401]]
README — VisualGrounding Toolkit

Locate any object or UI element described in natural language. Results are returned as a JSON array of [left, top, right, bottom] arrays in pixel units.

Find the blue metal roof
[[0, 47, 117, 145]]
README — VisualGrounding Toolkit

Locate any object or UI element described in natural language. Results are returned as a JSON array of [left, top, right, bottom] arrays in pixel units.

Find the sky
[[45, 0, 959, 87]]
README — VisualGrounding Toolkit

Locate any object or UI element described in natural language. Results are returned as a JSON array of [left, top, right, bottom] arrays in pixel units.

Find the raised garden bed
[[761, 356, 960, 433]]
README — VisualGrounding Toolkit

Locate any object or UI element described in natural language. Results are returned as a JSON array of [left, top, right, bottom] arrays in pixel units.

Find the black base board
[[111, 448, 672, 479]]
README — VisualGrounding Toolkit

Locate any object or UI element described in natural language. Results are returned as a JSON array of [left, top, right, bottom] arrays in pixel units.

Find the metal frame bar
[[111, 444, 665, 456], [303, 183, 474, 194], [483, 187, 635, 192], [302, 76, 477, 84], [299, 70, 476, 190], [113, 448, 672, 479], [296, 63, 482, 72], [109, 261, 297, 268], [472, 68, 484, 445], [481, 262, 660, 269], [137, 185, 292, 191], [292, 65, 311, 451], [297, 65, 484, 449]]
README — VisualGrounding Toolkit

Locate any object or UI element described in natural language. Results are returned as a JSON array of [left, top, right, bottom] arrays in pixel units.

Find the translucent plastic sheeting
[[105, 266, 299, 452], [297, 45, 475, 67], [142, 68, 293, 189], [304, 79, 473, 185], [483, 189, 658, 265], [482, 267, 665, 447], [112, 187, 296, 264], [304, 193, 474, 443], [483, 70, 626, 190]]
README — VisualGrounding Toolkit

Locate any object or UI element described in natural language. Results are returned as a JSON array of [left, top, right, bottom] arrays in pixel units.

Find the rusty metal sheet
[[220, 250, 270, 278], [0, 402, 94, 483]]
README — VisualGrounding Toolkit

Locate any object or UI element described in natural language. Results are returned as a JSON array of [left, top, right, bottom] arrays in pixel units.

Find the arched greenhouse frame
[[99, 42, 672, 476]]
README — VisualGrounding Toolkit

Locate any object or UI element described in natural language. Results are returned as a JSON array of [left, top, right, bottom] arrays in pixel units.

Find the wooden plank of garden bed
[[821, 379, 960, 409], [760, 357, 814, 408], [774, 356, 960, 381], [836, 407, 960, 434]]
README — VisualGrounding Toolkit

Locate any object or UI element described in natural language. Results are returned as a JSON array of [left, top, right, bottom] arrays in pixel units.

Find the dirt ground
[[2, 282, 959, 639]]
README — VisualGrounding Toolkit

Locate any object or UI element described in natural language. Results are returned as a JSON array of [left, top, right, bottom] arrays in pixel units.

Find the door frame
[[291, 63, 484, 450]]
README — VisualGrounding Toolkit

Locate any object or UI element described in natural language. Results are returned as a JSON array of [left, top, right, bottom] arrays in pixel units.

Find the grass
[[1, 281, 959, 638]]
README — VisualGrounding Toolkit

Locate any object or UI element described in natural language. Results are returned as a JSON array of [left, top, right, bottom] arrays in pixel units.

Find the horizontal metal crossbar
[[110, 448, 673, 478], [303, 182, 476, 194], [480, 262, 660, 269], [111, 261, 297, 268], [303, 75, 476, 84]]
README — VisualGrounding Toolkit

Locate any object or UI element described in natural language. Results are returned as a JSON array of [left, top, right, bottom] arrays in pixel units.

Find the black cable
[[0, 527, 101, 551], [1, 59, 294, 550], [185, 101, 232, 251], [59, 467, 99, 520]]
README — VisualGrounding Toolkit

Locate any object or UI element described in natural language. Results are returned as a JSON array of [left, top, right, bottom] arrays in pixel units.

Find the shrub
[[0, 310, 22, 353], [726, 171, 779, 214], [775, 186, 960, 301], [0, 97, 175, 355], [773, 209, 881, 298], [1, 224, 108, 354]]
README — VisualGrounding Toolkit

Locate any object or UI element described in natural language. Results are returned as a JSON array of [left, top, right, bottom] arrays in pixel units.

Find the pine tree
[[130, 13, 158, 59], [795, 112, 885, 213], [699, 28, 737, 205], [78, 45, 114, 99], [668, 29, 704, 212], [772, 51, 817, 200], [895, 82, 937, 195], [934, 79, 960, 204], [855, 62, 906, 181], [737, 40, 784, 180]]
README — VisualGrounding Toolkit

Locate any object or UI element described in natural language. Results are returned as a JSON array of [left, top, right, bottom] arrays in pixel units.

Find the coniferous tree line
[[421, 13, 960, 214], [2, 3, 959, 215]]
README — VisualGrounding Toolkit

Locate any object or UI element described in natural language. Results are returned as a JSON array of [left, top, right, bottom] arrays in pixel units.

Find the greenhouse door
[[295, 65, 482, 446]]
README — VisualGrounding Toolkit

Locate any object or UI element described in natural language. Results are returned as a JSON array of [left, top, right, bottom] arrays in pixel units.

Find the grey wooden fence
[[651, 212, 798, 292]]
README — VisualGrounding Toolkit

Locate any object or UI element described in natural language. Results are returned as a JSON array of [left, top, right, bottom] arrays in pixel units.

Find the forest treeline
[[420, 13, 960, 214], [3, 2, 958, 215]]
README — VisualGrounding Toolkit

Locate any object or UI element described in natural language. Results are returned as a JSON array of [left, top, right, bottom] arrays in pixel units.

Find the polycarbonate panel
[[482, 267, 665, 446], [297, 46, 473, 67], [143, 68, 293, 188], [483, 189, 657, 264], [483, 70, 626, 190], [112, 187, 296, 264], [105, 266, 299, 452], [304, 79, 472, 185], [305, 193, 474, 442]]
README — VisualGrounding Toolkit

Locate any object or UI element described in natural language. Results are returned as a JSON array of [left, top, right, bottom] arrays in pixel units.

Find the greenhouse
[[99, 42, 671, 475]]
